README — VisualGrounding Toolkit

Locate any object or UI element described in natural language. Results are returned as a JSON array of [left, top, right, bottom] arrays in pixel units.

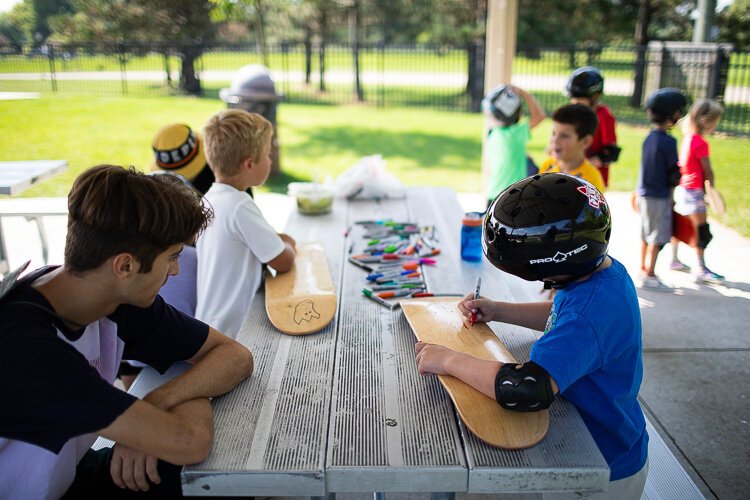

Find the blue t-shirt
[[530, 258, 648, 480], [636, 128, 677, 199]]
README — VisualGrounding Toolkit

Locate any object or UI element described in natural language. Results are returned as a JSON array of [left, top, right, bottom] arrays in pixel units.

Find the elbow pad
[[494, 361, 555, 412], [598, 144, 622, 163]]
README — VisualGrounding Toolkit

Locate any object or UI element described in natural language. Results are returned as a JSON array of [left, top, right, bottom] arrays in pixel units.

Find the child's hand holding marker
[[459, 288, 495, 326], [469, 276, 481, 326]]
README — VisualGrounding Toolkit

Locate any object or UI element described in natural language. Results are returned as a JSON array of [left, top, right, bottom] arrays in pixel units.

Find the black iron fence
[[1, 41, 749, 136]]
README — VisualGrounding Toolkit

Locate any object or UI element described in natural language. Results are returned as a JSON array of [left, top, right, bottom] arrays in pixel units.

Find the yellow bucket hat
[[150, 123, 207, 182]]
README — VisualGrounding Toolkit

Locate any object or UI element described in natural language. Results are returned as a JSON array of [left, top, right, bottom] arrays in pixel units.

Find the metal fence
[[1, 41, 749, 136]]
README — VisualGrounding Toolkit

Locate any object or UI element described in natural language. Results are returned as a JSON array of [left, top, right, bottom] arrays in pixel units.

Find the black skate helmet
[[646, 88, 688, 123], [565, 66, 604, 99], [482, 84, 522, 126], [483, 173, 611, 288]]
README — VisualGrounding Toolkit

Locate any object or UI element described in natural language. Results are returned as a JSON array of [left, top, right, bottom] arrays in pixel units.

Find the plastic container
[[287, 182, 334, 215], [461, 212, 484, 262]]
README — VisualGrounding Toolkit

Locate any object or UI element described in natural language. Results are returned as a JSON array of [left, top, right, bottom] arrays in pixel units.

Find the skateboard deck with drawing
[[401, 297, 549, 449], [265, 242, 336, 335]]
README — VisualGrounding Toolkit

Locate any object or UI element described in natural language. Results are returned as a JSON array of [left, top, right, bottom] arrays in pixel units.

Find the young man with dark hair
[[0, 165, 254, 498], [538, 104, 605, 193]]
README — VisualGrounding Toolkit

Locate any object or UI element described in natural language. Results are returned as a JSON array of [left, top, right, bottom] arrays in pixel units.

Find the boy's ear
[[112, 253, 137, 278], [579, 134, 594, 150], [241, 156, 254, 171]]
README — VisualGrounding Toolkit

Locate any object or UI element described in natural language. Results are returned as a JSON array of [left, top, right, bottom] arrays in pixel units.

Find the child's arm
[[267, 233, 296, 273], [458, 293, 552, 332], [415, 342, 500, 398], [700, 156, 715, 187], [414, 342, 559, 400], [511, 85, 546, 130]]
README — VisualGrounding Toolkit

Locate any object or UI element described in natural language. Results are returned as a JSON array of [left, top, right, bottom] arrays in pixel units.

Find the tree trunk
[[349, 0, 364, 102], [254, 0, 269, 67], [180, 45, 202, 96], [317, 5, 328, 92], [630, 0, 650, 107], [305, 29, 312, 84]]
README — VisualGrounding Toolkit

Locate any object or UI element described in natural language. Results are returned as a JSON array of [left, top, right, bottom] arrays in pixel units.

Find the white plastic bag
[[334, 155, 405, 200]]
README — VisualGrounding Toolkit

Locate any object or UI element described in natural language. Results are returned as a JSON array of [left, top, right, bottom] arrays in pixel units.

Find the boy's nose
[[170, 261, 181, 276]]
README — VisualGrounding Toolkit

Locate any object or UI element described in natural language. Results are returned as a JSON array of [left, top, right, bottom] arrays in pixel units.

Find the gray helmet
[[482, 85, 522, 126], [565, 66, 604, 98]]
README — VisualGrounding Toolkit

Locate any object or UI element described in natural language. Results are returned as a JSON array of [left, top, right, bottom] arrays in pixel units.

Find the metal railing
[[1, 41, 748, 135]]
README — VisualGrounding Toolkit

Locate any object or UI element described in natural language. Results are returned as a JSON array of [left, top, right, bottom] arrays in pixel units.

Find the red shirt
[[679, 134, 709, 190], [586, 104, 617, 162]]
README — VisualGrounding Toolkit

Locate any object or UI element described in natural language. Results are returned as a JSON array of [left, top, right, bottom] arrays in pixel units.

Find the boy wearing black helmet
[[482, 84, 546, 205], [415, 173, 648, 499], [635, 87, 688, 291], [566, 66, 621, 188]]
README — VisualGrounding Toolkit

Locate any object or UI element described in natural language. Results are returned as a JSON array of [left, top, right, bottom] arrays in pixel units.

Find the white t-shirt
[[196, 183, 285, 338]]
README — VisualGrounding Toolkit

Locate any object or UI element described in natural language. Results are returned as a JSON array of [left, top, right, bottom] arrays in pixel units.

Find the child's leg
[[645, 243, 662, 276], [669, 237, 690, 271], [689, 213, 708, 268]]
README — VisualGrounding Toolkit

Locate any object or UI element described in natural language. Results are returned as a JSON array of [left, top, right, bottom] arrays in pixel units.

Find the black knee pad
[[697, 223, 713, 249]]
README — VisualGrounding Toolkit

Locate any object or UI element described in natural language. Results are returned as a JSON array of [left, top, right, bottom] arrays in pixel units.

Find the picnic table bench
[[97, 187, 705, 498]]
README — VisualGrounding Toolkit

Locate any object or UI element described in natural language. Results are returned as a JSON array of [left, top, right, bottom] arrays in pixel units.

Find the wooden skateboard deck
[[401, 297, 549, 449], [265, 242, 336, 335], [705, 181, 726, 216]]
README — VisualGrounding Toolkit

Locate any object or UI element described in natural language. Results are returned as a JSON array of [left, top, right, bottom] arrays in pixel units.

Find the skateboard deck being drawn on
[[265, 242, 336, 335], [401, 297, 549, 449]]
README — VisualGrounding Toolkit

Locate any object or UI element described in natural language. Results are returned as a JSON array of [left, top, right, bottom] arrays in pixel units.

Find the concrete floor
[[2, 191, 748, 499]]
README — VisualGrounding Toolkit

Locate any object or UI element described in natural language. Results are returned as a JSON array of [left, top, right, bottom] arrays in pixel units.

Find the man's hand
[[110, 443, 161, 491]]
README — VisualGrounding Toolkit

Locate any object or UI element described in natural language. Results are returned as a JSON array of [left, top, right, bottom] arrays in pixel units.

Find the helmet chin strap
[[543, 278, 574, 290]]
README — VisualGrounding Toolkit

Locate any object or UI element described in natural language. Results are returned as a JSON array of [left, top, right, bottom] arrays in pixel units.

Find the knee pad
[[697, 223, 713, 249], [494, 361, 555, 412]]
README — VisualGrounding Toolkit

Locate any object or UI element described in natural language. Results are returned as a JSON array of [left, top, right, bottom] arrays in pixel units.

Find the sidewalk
[[1, 191, 748, 499]]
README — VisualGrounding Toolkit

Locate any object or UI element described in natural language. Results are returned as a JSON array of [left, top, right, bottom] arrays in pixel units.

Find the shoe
[[696, 267, 724, 283], [670, 260, 691, 272], [639, 274, 673, 292]]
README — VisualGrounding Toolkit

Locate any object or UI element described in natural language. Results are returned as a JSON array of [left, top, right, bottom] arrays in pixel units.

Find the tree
[[31, 0, 73, 42], [0, 1, 35, 48], [49, 0, 214, 94], [717, 0, 750, 50]]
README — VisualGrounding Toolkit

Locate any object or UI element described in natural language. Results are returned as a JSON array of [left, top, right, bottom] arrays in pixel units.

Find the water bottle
[[461, 212, 484, 262]]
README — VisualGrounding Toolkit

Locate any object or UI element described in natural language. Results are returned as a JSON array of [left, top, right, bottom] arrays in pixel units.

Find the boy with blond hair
[[539, 104, 605, 193], [196, 109, 296, 338]]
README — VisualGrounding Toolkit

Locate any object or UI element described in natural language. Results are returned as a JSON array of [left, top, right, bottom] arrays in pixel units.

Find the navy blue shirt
[[636, 128, 678, 199], [530, 258, 648, 480]]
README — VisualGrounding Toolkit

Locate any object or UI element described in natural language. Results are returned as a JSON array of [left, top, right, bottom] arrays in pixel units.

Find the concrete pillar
[[481, 0, 518, 199]]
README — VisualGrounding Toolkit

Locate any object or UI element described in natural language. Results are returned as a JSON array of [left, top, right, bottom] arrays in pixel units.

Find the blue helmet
[[565, 66, 604, 98]]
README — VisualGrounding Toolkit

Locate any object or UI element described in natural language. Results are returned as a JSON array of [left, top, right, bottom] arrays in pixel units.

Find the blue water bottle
[[461, 212, 484, 262]]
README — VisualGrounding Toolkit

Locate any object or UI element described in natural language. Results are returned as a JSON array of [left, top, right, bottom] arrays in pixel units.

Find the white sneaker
[[639, 274, 673, 292]]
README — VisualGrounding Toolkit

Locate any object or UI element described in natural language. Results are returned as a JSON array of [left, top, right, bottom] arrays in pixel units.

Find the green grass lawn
[[1, 94, 748, 236]]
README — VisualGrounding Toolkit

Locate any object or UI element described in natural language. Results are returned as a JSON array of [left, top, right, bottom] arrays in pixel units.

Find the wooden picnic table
[[125, 187, 610, 497]]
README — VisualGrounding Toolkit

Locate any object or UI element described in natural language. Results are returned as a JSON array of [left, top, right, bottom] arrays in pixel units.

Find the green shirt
[[486, 121, 531, 200]]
